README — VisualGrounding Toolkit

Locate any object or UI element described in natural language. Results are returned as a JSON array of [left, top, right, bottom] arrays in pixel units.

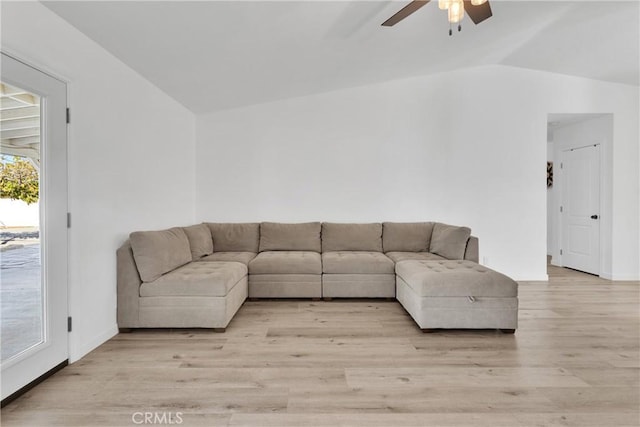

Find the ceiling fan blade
[[463, 0, 492, 25], [381, 0, 431, 27]]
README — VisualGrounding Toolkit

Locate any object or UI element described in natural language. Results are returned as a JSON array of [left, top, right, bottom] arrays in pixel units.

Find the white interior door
[[561, 144, 600, 275], [1, 53, 68, 401]]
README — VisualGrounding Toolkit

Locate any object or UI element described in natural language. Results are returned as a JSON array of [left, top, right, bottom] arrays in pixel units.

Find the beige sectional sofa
[[117, 221, 517, 332]]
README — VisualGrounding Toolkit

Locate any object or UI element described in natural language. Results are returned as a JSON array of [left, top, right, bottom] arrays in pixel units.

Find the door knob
[[590, 214, 599, 219]]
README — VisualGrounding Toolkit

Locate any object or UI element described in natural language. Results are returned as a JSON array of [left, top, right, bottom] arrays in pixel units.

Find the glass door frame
[[1, 52, 68, 401]]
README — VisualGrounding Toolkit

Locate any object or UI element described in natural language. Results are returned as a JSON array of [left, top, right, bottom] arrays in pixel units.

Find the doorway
[[547, 113, 611, 277], [1, 53, 68, 402]]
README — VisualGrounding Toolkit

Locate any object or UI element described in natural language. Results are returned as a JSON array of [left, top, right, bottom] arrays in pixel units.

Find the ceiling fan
[[382, 0, 493, 35]]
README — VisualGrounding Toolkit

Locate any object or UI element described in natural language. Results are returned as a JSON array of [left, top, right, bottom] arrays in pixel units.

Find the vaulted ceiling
[[44, 1, 639, 114]]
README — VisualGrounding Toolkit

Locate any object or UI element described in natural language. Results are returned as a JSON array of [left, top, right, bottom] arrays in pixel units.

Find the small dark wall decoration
[[547, 161, 553, 188]]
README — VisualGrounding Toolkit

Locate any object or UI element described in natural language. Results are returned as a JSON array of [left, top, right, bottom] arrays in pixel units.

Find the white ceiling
[[44, 1, 639, 114]]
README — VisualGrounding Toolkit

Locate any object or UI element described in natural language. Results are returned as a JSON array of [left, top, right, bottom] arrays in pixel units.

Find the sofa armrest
[[464, 236, 479, 263], [117, 240, 142, 328]]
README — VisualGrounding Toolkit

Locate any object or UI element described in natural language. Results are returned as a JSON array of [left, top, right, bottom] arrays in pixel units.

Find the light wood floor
[[2, 266, 639, 427]]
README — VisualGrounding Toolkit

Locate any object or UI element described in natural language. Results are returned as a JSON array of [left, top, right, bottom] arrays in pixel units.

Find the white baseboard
[[601, 272, 640, 281], [68, 324, 119, 363]]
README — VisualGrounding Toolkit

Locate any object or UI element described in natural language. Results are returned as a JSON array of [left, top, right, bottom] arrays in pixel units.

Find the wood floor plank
[[0, 410, 232, 427], [229, 413, 521, 426], [567, 367, 640, 387], [513, 412, 640, 427], [286, 385, 557, 413], [408, 348, 624, 368], [11, 385, 290, 413], [345, 367, 592, 388], [537, 387, 640, 412]]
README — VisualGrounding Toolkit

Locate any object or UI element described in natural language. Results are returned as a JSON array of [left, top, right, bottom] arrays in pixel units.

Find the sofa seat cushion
[[395, 260, 517, 298], [140, 261, 247, 298], [249, 274, 321, 298], [249, 251, 322, 275], [199, 252, 257, 266], [385, 252, 446, 263], [322, 251, 394, 274]]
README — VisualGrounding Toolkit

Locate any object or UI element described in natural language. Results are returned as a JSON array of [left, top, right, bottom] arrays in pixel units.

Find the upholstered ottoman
[[395, 260, 518, 332]]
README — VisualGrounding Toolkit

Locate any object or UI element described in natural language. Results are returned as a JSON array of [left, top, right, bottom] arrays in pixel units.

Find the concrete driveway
[[0, 242, 43, 362]]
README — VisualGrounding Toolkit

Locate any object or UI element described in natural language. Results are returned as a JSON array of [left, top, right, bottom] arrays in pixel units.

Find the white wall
[[196, 65, 639, 281], [2, 2, 196, 361]]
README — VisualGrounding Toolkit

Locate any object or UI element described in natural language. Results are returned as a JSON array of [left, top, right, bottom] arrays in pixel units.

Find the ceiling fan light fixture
[[381, 0, 492, 34], [448, 0, 464, 23], [438, 0, 451, 10]]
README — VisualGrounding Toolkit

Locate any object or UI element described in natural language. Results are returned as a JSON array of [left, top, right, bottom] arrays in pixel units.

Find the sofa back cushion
[[382, 222, 434, 252], [321, 223, 383, 252], [129, 227, 192, 283], [182, 224, 214, 259], [429, 222, 471, 260], [206, 223, 260, 252], [259, 222, 321, 252]]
